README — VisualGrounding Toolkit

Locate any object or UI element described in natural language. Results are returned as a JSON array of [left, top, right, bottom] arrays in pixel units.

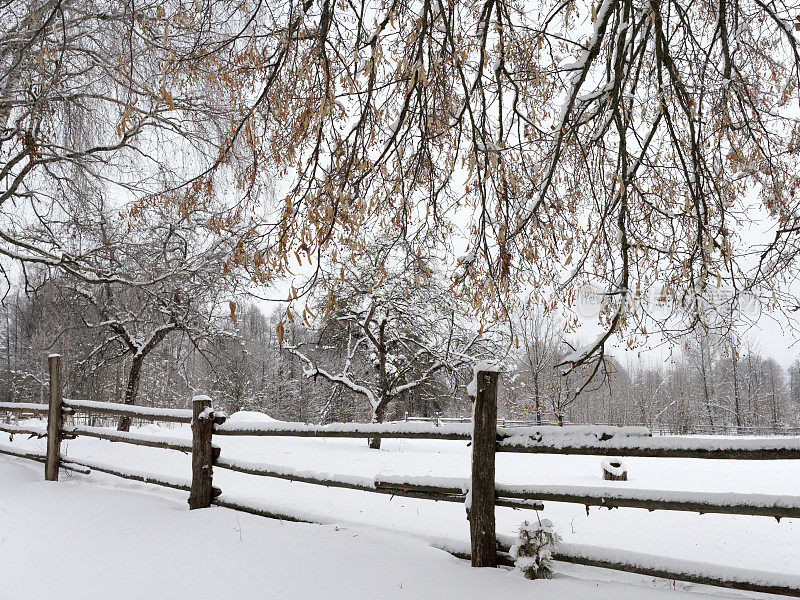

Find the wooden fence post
[[45, 354, 63, 481], [470, 369, 498, 567], [189, 395, 215, 509]]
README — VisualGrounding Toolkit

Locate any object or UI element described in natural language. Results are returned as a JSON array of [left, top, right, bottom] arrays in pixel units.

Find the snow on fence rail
[[65, 425, 195, 453], [497, 434, 800, 459], [0, 442, 48, 463], [3, 356, 800, 596], [214, 456, 545, 511], [494, 483, 800, 520], [63, 399, 193, 423], [214, 420, 651, 443], [60, 454, 221, 496], [216, 419, 800, 459], [0, 401, 52, 414], [549, 543, 800, 598], [0, 422, 48, 438]]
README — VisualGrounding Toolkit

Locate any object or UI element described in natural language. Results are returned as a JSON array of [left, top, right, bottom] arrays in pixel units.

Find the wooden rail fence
[[1, 356, 800, 596]]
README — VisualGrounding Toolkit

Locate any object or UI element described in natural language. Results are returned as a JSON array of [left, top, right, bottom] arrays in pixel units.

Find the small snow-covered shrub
[[511, 519, 561, 580]]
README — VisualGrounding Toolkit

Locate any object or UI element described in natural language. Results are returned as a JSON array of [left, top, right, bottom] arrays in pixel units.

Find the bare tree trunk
[[533, 374, 542, 425], [117, 353, 144, 431], [369, 400, 389, 449], [732, 349, 742, 433], [369, 318, 390, 449], [771, 374, 779, 430], [699, 340, 716, 433], [4, 304, 10, 404]]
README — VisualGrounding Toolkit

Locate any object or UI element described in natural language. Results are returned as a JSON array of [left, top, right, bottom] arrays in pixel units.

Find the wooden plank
[[0, 423, 47, 437], [210, 494, 800, 599], [550, 546, 800, 598], [62, 399, 192, 423], [470, 369, 498, 568], [188, 396, 215, 509], [67, 425, 193, 452], [214, 424, 471, 440], [45, 355, 63, 481], [0, 402, 50, 414], [496, 440, 800, 459], [59, 455, 221, 495], [496, 485, 800, 520], [212, 496, 329, 524], [0, 445, 88, 474], [0, 444, 47, 463], [214, 457, 543, 510]]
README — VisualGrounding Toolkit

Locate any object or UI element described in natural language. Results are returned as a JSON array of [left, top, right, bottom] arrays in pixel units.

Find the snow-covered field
[[2, 419, 800, 599]]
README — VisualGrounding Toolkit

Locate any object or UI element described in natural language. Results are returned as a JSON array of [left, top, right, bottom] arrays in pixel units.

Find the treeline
[[507, 312, 800, 433], [505, 348, 800, 434], [2, 280, 799, 434], [0, 283, 473, 425]]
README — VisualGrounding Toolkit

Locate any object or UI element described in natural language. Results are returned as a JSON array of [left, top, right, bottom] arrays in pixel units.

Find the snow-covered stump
[[45, 354, 63, 482], [469, 368, 499, 568], [601, 458, 627, 481], [189, 396, 215, 509]]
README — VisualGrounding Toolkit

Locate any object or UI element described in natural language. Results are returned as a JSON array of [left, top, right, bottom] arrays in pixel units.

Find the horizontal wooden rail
[[550, 543, 800, 598], [214, 457, 544, 511], [497, 437, 800, 460], [0, 402, 50, 414], [66, 425, 194, 452], [214, 421, 649, 442], [214, 421, 472, 440], [0, 443, 48, 463], [215, 419, 800, 460], [60, 455, 221, 497], [0, 402, 74, 416], [212, 495, 335, 524], [496, 483, 800, 519], [0, 444, 89, 474], [0, 423, 48, 438], [63, 399, 193, 423]]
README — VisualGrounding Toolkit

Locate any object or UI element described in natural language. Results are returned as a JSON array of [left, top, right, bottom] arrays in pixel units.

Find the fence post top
[[473, 360, 502, 374], [48, 353, 61, 359], [192, 395, 212, 404], [467, 362, 502, 397]]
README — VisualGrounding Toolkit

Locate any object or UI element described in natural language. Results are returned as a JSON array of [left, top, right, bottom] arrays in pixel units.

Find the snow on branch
[[286, 346, 378, 408]]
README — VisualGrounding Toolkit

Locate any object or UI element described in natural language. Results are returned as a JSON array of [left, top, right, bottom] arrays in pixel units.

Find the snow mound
[[227, 411, 278, 423]]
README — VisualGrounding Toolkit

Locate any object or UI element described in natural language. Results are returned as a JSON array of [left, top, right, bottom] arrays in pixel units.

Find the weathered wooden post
[[189, 395, 215, 509], [45, 354, 63, 481], [469, 368, 499, 567]]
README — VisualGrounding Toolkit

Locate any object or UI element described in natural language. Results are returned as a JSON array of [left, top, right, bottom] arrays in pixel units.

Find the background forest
[[3, 275, 798, 434]]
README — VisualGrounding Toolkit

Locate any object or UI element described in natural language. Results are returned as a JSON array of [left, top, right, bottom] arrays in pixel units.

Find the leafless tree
[[285, 241, 492, 447]]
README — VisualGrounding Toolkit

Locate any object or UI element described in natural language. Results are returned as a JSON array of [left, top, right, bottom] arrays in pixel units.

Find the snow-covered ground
[[1, 456, 753, 600], [2, 420, 800, 598]]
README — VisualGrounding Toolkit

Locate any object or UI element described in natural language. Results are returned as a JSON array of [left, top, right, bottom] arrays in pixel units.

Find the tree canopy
[[3, 0, 800, 372]]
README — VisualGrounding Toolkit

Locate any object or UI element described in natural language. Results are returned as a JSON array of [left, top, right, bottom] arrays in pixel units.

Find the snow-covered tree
[[285, 242, 492, 448]]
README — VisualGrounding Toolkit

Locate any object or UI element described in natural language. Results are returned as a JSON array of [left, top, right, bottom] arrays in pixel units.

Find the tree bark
[[188, 396, 215, 509], [368, 400, 389, 449], [117, 353, 144, 431], [45, 354, 63, 481], [699, 339, 716, 433], [116, 324, 177, 431], [732, 349, 742, 433], [368, 318, 390, 449], [470, 370, 498, 567]]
